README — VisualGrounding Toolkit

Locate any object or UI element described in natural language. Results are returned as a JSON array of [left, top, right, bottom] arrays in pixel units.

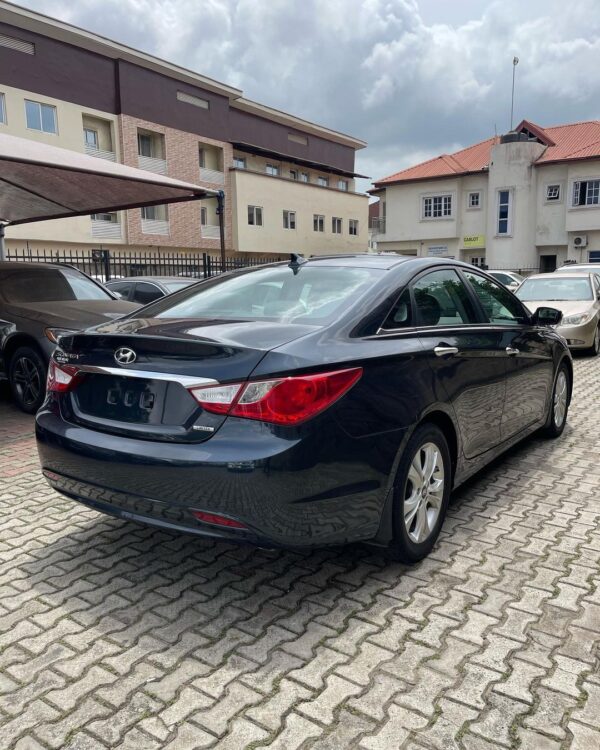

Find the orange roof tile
[[373, 119, 600, 187]]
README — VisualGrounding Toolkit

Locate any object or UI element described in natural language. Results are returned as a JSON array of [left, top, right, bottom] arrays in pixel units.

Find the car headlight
[[560, 311, 595, 326], [44, 328, 77, 344]]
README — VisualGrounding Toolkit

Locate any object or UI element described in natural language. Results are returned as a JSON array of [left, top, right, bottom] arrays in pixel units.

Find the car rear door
[[461, 270, 554, 439], [402, 268, 508, 458]]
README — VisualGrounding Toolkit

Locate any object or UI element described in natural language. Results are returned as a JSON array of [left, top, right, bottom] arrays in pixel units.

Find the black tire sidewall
[[543, 362, 570, 438], [390, 423, 451, 563], [8, 346, 47, 414]]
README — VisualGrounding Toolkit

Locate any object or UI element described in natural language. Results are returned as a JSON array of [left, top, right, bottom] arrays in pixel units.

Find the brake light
[[47, 360, 81, 393], [191, 511, 247, 529], [189, 367, 362, 426]]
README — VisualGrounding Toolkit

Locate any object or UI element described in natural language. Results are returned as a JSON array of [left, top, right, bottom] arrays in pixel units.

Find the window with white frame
[[468, 191, 481, 208], [141, 205, 168, 221], [266, 164, 280, 176], [299, 171, 309, 182], [283, 210, 296, 230], [25, 99, 57, 133], [546, 184, 561, 202], [91, 212, 117, 223], [0, 93, 5, 124], [313, 214, 324, 232], [497, 189, 512, 235], [332, 217, 342, 234], [423, 194, 452, 219], [337, 179, 348, 191], [317, 176, 329, 187], [572, 180, 600, 207], [84, 128, 98, 149], [248, 205, 263, 226], [233, 156, 246, 169], [138, 133, 153, 157], [349, 219, 359, 236]]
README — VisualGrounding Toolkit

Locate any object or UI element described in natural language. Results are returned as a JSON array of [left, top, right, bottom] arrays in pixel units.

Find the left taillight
[[46, 359, 81, 393], [189, 367, 363, 426]]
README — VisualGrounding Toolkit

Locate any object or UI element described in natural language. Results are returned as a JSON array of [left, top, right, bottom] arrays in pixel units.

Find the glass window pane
[[25, 100, 41, 130], [41, 104, 56, 133], [465, 271, 526, 324], [413, 269, 477, 327], [381, 288, 413, 330]]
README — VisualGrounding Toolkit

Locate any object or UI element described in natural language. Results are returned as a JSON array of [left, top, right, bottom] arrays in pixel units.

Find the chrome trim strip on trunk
[[76, 365, 218, 389]]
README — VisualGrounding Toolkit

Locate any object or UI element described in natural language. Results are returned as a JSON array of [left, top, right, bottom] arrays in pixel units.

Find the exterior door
[[462, 270, 554, 438], [408, 268, 508, 458]]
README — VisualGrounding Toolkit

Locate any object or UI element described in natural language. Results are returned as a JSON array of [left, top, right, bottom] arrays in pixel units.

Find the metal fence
[[6, 248, 282, 282]]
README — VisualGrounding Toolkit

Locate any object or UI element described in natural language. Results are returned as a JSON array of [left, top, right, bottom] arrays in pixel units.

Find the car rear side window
[[0, 267, 111, 303], [464, 271, 527, 324]]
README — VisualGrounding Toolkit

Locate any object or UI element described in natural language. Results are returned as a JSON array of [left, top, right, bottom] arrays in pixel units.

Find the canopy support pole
[[0, 223, 6, 262], [216, 190, 226, 273]]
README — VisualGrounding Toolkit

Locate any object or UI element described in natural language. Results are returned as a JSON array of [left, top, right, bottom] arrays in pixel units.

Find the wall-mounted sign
[[463, 235, 485, 248], [427, 245, 448, 256]]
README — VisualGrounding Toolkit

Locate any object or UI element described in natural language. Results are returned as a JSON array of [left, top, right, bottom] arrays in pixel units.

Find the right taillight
[[189, 367, 362, 426], [47, 360, 81, 393]]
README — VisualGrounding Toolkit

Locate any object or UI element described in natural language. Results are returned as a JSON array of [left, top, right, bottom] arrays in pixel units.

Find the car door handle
[[434, 346, 459, 357], [506, 347, 520, 356]]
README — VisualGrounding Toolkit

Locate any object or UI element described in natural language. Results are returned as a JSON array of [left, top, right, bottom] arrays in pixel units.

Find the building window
[[25, 99, 57, 134], [337, 179, 349, 191], [471, 256, 485, 267], [233, 156, 246, 169], [0, 33, 35, 55], [423, 194, 452, 219], [176, 90, 209, 109], [200, 207, 207, 226], [349, 219, 359, 236], [138, 133, 154, 157], [248, 205, 263, 226], [198, 147, 205, 168], [572, 180, 600, 207], [300, 171, 309, 182], [91, 212, 117, 223], [141, 205, 167, 221], [497, 189, 512, 235], [266, 164, 280, 176], [468, 191, 481, 208], [332, 217, 342, 234], [283, 210, 296, 230], [546, 184, 561, 202], [0, 93, 5, 125], [313, 214, 324, 232], [290, 169, 298, 180], [317, 176, 329, 187], [84, 128, 98, 149]]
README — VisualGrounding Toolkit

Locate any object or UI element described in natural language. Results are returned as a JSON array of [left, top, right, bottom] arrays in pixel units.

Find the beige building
[[371, 119, 600, 272], [0, 1, 368, 258]]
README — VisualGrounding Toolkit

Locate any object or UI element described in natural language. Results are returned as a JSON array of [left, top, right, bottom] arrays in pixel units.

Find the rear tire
[[8, 346, 47, 414], [541, 363, 570, 438], [386, 423, 451, 563]]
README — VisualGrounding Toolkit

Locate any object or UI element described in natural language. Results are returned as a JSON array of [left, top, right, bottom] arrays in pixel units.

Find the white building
[[370, 119, 600, 272]]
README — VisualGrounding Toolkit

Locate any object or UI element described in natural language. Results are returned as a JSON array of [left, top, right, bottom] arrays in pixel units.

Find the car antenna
[[288, 253, 308, 275]]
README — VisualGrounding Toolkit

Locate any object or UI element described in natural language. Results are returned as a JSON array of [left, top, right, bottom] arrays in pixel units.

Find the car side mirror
[[532, 307, 562, 326]]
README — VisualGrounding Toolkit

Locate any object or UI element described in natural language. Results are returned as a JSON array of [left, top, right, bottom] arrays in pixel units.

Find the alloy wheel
[[403, 442, 445, 544], [553, 371, 568, 428], [12, 356, 42, 408]]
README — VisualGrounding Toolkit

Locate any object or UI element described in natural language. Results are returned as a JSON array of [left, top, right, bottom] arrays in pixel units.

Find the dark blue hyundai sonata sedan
[[36, 255, 572, 562]]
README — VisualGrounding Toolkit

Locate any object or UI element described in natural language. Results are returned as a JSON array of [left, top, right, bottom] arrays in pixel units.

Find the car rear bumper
[[36, 406, 398, 548]]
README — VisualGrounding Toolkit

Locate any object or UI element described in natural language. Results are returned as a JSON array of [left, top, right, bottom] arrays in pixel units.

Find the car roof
[[525, 272, 595, 280], [0, 260, 72, 271], [272, 254, 479, 271]]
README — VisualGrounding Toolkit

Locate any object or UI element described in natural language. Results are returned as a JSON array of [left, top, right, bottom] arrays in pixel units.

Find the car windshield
[[0, 267, 112, 303], [516, 277, 593, 302], [153, 265, 381, 325], [162, 280, 196, 292]]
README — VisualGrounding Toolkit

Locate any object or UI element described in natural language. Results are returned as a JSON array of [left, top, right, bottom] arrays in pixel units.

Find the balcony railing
[[199, 167, 225, 185], [91, 220, 122, 239], [141, 219, 169, 236], [369, 217, 386, 234], [85, 144, 116, 162], [201, 224, 220, 240], [138, 155, 168, 175]]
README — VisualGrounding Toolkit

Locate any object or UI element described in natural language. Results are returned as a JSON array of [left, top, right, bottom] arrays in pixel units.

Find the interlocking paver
[[0, 358, 599, 748]]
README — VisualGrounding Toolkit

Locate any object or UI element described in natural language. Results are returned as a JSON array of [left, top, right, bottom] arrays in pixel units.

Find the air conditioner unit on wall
[[573, 235, 588, 248]]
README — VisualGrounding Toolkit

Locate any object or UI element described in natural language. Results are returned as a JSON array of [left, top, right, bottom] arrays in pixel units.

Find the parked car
[[556, 263, 600, 273], [488, 270, 524, 291], [516, 272, 600, 354], [37, 255, 571, 562], [0, 262, 139, 412], [106, 276, 197, 304]]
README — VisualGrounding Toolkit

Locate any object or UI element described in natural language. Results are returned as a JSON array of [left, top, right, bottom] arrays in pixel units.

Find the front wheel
[[387, 423, 451, 563], [587, 325, 600, 356], [541, 363, 570, 438], [8, 346, 47, 414]]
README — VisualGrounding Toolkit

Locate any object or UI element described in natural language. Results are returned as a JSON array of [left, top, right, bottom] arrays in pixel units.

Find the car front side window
[[464, 271, 528, 325], [412, 269, 478, 328]]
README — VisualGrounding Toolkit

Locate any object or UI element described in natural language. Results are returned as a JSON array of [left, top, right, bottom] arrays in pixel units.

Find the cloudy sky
[[16, 0, 600, 192]]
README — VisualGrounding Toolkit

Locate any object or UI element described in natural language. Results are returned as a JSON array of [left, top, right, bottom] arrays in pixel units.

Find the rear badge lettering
[[193, 425, 215, 432]]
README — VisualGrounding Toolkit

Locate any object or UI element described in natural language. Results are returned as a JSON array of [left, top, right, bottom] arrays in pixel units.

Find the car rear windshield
[[0, 267, 112, 303], [516, 277, 593, 301], [153, 265, 381, 325]]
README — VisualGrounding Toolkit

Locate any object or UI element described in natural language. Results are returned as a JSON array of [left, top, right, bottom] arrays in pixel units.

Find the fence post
[[0, 223, 6, 262]]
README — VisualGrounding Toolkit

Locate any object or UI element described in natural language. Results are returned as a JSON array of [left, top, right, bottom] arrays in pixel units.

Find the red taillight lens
[[189, 367, 362, 426], [192, 511, 247, 529], [47, 360, 81, 393]]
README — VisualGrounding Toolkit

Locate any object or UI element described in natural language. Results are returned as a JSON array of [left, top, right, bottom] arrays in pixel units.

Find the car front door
[[132, 282, 164, 305], [462, 270, 554, 439], [408, 268, 508, 459]]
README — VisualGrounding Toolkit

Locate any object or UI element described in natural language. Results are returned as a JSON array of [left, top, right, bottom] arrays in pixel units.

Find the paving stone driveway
[[0, 356, 599, 750]]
